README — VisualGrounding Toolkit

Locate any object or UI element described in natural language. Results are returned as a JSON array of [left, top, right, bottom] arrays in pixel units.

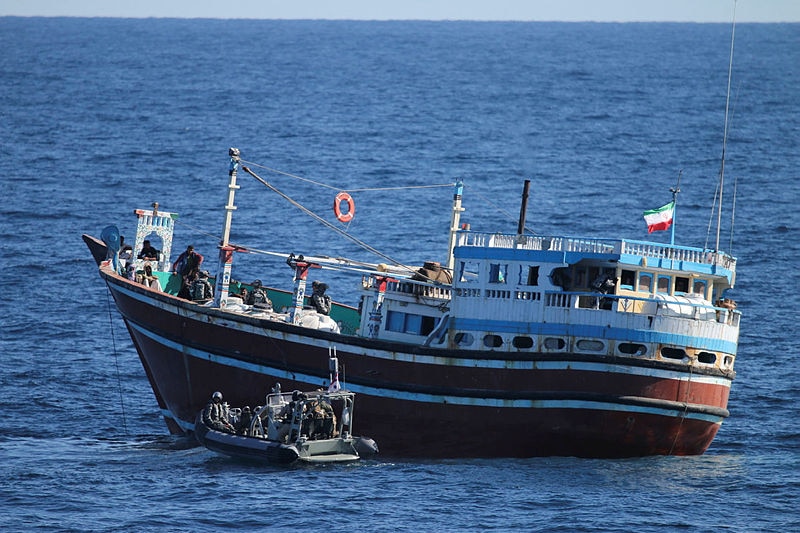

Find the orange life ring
[[333, 191, 355, 223]]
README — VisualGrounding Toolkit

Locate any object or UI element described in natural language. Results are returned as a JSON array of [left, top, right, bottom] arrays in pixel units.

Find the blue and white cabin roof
[[454, 232, 736, 286]]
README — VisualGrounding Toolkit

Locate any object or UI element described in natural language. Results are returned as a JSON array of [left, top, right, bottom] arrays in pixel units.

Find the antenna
[[729, 175, 738, 254], [715, 0, 737, 252]]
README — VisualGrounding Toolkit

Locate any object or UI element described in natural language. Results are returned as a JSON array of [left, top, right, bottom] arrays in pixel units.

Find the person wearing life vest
[[202, 391, 234, 433], [311, 280, 331, 315], [190, 270, 213, 301], [246, 279, 272, 310]]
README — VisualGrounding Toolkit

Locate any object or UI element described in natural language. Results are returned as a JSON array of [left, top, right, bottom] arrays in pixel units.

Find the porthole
[[661, 347, 687, 360], [576, 339, 604, 352], [698, 351, 717, 364], [483, 334, 503, 348], [544, 337, 566, 350], [723, 355, 734, 368], [512, 336, 534, 349], [618, 343, 647, 356], [454, 332, 474, 347]]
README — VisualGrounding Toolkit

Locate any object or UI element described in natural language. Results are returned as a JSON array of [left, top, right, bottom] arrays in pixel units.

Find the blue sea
[[1, 17, 799, 532]]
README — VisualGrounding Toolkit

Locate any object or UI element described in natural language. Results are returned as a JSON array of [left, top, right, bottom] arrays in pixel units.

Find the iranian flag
[[643, 201, 675, 233]]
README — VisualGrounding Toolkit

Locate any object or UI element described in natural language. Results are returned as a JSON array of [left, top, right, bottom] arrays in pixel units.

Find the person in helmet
[[202, 391, 234, 433], [190, 270, 213, 302], [246, 279, 272, 310], [310, 281, 331, 315]]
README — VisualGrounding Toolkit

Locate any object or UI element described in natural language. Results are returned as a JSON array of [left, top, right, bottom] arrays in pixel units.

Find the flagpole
[[669, 170, 682, 246]]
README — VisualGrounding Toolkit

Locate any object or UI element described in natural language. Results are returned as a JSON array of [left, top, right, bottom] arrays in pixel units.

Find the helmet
[[212, 391, 223, 401]]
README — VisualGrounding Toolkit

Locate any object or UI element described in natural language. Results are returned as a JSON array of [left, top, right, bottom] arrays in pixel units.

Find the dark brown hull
[[91, 246, 732, 458]]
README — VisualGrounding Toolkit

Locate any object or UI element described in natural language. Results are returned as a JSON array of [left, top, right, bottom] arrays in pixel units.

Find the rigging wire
[[160, 162, 456, 278], [226, 244, 409, 277], [172, 218, 223, 243], [345, 183, 453, 192], [714, 0, 737, 252], [106, 290, 129, 436], [727, 80, 742, 256], [241, 165, 420, 276], [240, 158, 453, 194], [466, 184, 537, 235], [704, 180, 720, 251], [729, 174, 738, 254], [239, 159, 342, 191]]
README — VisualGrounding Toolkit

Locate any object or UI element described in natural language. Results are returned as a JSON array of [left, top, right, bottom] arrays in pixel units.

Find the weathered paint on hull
[[101, 265, 731, 458]]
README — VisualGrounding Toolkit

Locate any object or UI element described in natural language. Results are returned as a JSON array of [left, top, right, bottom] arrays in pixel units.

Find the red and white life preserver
[[333, 191, 355, 223]]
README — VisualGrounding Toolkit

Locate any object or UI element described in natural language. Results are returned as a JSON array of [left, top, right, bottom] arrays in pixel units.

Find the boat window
[[618, 343, 647, 356], [421, 316, 437, 336], [698, 351, 717, 364], [483, 334, 503, 348], [576, 339, 605, 352], [638, 273, 652, 293], [550, 267, 571, 289], [402, 312, 421, 334], [386, 310, 405, 332], [525, 265, 539, 286], [693, 279, 707, 297], [657, 275, 671, 294], [620, 270, 635, 290], [512, 336, 534, 349], [661, 347, 687, 360], [674, 276, 689, 294], [385, 311, 436, 336], [454, 332, 474, 347], [544, 337, 566, 350], [458, 261, 480, 283], [489, 263, 507, 284], [617, 342, 647, 355]]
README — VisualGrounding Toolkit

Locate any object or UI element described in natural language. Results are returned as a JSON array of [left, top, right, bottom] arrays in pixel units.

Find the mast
[[669, 171, 682, 246], [213, 147, 241, 308], [446, 180, 464, 274], [286, 253, 320, 325], [715, 1, 737, 252], [517, 179, 530, 237]]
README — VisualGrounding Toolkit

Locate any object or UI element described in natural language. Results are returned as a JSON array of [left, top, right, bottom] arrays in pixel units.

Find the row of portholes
[[453, 333, 731, 369], [661, 346, 722, 366], [455, 333, 543, 349], [454, 333, 646, 356]]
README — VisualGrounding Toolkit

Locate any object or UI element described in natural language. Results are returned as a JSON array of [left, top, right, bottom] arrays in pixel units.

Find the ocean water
[[1, 17, 799, 532]]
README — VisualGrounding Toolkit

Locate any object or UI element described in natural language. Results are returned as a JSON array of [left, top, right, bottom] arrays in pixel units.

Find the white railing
[[457, 232, 736, 270], [361, 276, 452, 300]]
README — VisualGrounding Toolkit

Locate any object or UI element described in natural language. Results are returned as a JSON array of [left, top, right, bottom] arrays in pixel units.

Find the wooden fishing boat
[[83, 145, 740, 457]]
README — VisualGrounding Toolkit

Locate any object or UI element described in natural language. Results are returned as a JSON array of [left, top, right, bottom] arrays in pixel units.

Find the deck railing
[[540, 290, 741, 327], [361, 276, 452, 300], [457, 232, 736, 270]]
